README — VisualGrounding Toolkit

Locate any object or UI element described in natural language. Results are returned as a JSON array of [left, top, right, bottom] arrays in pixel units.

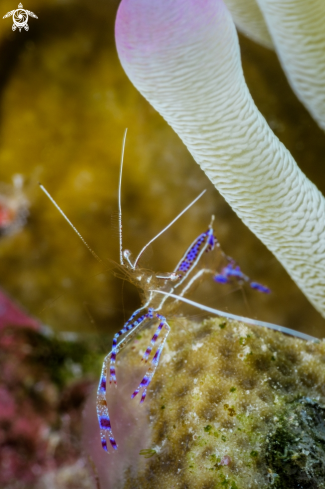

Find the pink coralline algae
[[220, 455, 232, 466], [0, 289, 40, 330], [0, 309, 97, 488]]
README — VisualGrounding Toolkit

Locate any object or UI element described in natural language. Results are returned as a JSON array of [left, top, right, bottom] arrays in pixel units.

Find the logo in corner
[[3, 3, 38, 32]]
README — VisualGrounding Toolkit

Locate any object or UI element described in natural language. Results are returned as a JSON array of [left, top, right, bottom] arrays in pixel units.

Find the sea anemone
[[115, 0, 325, 316]]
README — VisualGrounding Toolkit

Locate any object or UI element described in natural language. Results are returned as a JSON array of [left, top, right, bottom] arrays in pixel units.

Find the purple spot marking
[[228, 266, 244, 278], [207, 232, 215, 247], [250, 282, 270, 294], [214, 274, 228, 283], [110, 366, 116, 382], [177, 231, 210, 272], [110, 437, 118, 450], [100, 416, 112, 430], [140, 390, 147, 403], [131, 388, 139, 399], [101, 439, 108, 451], [140, 376, 150, 388], [100, 376, 106, 392]]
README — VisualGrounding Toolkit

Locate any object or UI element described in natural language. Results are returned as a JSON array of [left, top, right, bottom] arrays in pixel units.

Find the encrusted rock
[[265, 398, 325, 488], [104, 317, 325, 489]]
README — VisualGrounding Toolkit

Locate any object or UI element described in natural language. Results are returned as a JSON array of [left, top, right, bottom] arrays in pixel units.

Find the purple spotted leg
[[175, 226, 217, 280], [131, 315, 170, 404]]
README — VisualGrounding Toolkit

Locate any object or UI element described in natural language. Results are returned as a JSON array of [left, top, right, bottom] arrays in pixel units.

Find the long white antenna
[[150, 289, 318, 342], [39, 184, 102, 264], [133, 189, 206, 268], [119, 129, 128, 265]]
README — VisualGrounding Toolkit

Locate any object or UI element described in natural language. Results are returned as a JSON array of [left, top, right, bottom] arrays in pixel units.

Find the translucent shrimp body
[[96, 217, 272, 452]]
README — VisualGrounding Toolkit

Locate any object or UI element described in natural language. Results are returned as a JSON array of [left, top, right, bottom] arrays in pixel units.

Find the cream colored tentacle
[[223, 0, 272, 49], [257, 0, 325, 130], [115, 0, 325, 318]]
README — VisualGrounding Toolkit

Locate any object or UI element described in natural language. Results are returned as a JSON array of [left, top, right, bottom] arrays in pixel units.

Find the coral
[[97, 317, 325, 488]]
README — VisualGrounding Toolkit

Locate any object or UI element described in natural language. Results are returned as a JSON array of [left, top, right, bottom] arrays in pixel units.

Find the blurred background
[[1, 1, 325, 488], [0, 0, 324, 338]]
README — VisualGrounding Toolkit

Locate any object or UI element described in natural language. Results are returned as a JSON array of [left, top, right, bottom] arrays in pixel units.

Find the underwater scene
[[0, 0, 325, 487]]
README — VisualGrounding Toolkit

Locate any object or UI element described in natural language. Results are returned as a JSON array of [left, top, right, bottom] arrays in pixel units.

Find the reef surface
[[100, 317, 325, 489]]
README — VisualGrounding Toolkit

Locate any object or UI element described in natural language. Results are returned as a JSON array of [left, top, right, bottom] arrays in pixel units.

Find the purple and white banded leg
[[96, 358, 117, 451], [131, 314, 170, 404], [141, 313, 167, 362], [110, 307, 154, 385], [97, 306, 155, 451]]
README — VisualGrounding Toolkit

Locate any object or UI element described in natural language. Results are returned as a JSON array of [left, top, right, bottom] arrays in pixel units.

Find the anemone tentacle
[[115, 0, 325, 317], [223, 0, 272, 49], [256, 0, 325, 131]]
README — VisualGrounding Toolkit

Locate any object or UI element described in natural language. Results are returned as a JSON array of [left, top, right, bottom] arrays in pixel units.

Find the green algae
[[139, 449, 157, 459], [266, 398, 325, 488]]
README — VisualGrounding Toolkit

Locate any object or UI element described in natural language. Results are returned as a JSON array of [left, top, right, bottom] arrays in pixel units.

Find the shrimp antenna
[[119, 129, 128, 266], [133, 189, 206, 268], [39, 183, 102, 264], [150, 290, 318, 342]]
